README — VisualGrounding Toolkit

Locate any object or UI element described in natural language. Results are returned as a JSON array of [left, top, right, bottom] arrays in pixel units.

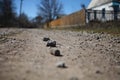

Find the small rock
[[43, 37, 50, 42], [47, 41, 56, 47], [0, 52, 2, 54], [100, 32, 104, 34], [78, 55, 81, 58], [96, 36, 100, 40], [117, 61, 120, 65], [56, 61, 67, 68], [13, 38, 16, 40], [96, 70, 102, 74], [117, 72, 120, 75], [117, 41, 120, 43], [50, 48, 61, 56]]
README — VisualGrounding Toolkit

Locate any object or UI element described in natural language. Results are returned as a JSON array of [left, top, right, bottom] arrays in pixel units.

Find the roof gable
[[87, 0, 119, 9]]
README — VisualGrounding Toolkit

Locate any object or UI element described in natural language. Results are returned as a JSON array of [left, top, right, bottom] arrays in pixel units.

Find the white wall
[[91, 2, 113, 10]]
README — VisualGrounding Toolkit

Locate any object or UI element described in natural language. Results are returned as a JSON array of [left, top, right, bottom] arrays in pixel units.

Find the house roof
[[87, 0, 119, 9]]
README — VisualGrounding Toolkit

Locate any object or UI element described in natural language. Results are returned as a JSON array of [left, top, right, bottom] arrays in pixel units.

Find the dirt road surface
[[0, 28, 120, 80]]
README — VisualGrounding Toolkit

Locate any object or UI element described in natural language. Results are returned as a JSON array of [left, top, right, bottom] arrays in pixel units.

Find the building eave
[[87, 1, 120, 9]]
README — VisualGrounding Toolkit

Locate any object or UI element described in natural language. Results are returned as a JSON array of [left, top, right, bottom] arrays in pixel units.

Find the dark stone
[[96, 36, 100, 40], [96, 70, 102, 74], [0, 52, 2, 54], [54, 50, 60, 56], [47, 41, 56, 47], [13, 38, 16, 40], [43, 37, 50, 42], [117, 41, 120, 43], [50, 49, 62, 56], [117, 72, 120, 75]]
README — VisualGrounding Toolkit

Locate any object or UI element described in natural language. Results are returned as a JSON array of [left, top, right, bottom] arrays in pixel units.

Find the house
[[86, 0, 120, 22], [45, 0, 120, 28]]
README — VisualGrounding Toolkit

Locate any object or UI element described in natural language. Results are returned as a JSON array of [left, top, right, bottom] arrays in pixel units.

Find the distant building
[[44, 0, 120, 28], [86, 0, 120, 22]]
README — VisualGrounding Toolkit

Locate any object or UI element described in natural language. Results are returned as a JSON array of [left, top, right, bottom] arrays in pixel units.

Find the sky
[[15, 0, 91, 18]]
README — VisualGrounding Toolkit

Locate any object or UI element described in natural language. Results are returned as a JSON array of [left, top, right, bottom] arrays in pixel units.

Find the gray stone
[[50, 48, 61, 56], [47, 41, 56, 47], [43, 37, 50, 42], [56, 61, 67, 68]]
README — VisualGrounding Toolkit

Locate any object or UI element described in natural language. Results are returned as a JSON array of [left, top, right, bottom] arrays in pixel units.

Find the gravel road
[[0, 28, 120, 80]]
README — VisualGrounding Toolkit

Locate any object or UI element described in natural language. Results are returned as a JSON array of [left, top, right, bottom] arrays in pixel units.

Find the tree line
[[0, 0, 63, 28]]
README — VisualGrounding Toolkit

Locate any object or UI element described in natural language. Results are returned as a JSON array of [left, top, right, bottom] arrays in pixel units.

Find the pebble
[[96, 70, 102, 74], [117, 72, 120, 75], [43, 37, 50, 42], [117, 41, 120, 43], [50, 48, 61, 56], [96, 36, 100, 40], [47, 41, 56, 47], [56, 61, 67, 68]]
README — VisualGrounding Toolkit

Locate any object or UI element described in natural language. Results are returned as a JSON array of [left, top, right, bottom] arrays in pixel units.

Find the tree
[[19, 13, 30, 28], [30, 16, 42, 28], [0, 0, 16, 27], [38, 0, 63, 27], [0, 1, 2, 12], [81, 4, 86, 10], [0, 0, 3, 23]]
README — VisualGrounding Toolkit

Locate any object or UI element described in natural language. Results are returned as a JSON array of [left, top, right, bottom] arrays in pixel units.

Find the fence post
[[86, 10, 90, 23], [102, 8, 105, 18], [101, 8, 106, 22], [94, 10, 97, 20], [85, 9, 87, 24], [113, 5, 119, 20]]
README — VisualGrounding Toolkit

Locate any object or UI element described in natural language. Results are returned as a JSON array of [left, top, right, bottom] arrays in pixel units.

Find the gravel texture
[[0, 28, 120, 80]]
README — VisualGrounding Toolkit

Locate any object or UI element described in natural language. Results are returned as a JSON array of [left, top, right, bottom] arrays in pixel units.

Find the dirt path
[[0, 29, 120, 80]]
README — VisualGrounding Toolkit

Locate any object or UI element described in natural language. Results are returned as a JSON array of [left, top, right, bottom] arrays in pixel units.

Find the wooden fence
[[44, 9, 120, 28], [44, 9, 86, 28]]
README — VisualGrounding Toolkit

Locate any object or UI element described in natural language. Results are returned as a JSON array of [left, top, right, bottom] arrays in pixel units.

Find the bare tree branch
[[38, 0, 63, 23]]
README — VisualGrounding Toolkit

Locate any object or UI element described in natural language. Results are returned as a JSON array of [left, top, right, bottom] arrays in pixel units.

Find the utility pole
[[19, 0, 23, 17], [19, 0, 23, 27]]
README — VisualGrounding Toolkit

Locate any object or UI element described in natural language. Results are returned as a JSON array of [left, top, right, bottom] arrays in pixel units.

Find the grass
[[45, 21, 120, 36], [83, 21, 120, 35]]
